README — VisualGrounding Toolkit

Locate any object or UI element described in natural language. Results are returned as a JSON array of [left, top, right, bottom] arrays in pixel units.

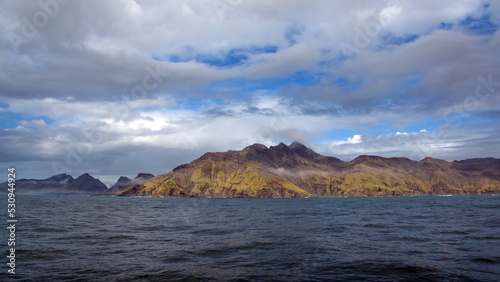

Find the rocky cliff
[[118, 142, 500, 197]]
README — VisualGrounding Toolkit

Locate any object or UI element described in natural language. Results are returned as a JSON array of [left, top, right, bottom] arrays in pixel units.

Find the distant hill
[[108, 173, 155, 193], [0, 173, 107, 195], [118, 142, 500, 198], [63, 173, 108, 194]]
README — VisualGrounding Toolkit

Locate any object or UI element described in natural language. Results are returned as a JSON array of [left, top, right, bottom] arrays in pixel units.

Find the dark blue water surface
[[1, 195, 499, 281]]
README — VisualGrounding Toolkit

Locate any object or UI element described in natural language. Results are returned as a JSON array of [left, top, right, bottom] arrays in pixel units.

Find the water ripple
[[0, 195, 498, 281]]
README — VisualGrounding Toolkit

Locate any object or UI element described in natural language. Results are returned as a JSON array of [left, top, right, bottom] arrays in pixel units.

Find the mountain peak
[[242, 142, 309, 154], [420, 157, 439, 162], [245, 143, 268, 150], [277, 142, 287, 148], [289, 141, 307, 151], [269, 142, 292, 154], [116, 176, 132, 183], [66, 173, 107, 193], [45, 173, 74, 182], [240, 142, 339, 169], [79, 173, 92, 178]]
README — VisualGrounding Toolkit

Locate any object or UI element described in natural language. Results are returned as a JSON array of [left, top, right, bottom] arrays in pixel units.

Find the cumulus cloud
[[18, 119, 46, 128]]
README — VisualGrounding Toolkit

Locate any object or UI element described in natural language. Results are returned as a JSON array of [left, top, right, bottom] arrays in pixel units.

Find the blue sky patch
[[206, 70, 325, 97], [177, 97, 226, 111], [333, 77, 363, 91], [315, 128, 358, 143], [0, 111, 53, 129], [438, 22, 454, 30], [317, 54, 350, 69], [459, 5, 498, 35], [381, 33, 419, 46], [155, 45, 279, 68], [284, 24, 302, 45], [196, 52, 248, 67], [402, 118, 440, 133]]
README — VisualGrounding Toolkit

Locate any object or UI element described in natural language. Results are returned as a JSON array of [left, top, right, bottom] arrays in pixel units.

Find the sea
[[1, 195, 499, 281]]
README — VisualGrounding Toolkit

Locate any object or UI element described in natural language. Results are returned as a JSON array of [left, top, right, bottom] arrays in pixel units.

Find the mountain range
[[3, 142, 499, 197], [0, 172, 154, 195], [117, 142, 500, 198], [0, 173, 107, 195]]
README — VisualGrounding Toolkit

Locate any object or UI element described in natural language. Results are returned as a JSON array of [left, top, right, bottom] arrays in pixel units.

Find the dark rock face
[[108, 173, 155, 193], [108, 176, 132, 192], [116, 176, 132, 185], [119, 142, 500, 198], [135, 173, 155, 179], [63, 173, 108, 193]]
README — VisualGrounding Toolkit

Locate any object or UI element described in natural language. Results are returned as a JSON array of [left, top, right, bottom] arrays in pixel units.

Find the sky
[[1, 0, 499, 186]]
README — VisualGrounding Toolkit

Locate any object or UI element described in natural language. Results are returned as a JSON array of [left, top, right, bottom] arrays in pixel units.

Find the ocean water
[[1, 195, 499, 281]]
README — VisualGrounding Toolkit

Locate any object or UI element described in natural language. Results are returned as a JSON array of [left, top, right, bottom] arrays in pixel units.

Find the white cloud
[[6, 97, 175, 122], [18, 119, 46, 128], [319, 126, 497, 161], [331, 134, 364, 146]]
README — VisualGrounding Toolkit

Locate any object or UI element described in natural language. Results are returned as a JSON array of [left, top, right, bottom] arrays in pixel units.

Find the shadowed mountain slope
[[108, 173, 155, 193]]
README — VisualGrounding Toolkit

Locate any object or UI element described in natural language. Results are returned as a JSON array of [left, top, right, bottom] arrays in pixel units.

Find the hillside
[[118, 142, 500, 197]]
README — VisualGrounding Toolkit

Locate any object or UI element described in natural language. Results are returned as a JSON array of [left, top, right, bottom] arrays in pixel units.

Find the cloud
[[0, 0, 499, 182], [330, 134, 363, 146], [0, 1, 489, 101], [18, 119, 46, 128], [319, 124, 500, 161]]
